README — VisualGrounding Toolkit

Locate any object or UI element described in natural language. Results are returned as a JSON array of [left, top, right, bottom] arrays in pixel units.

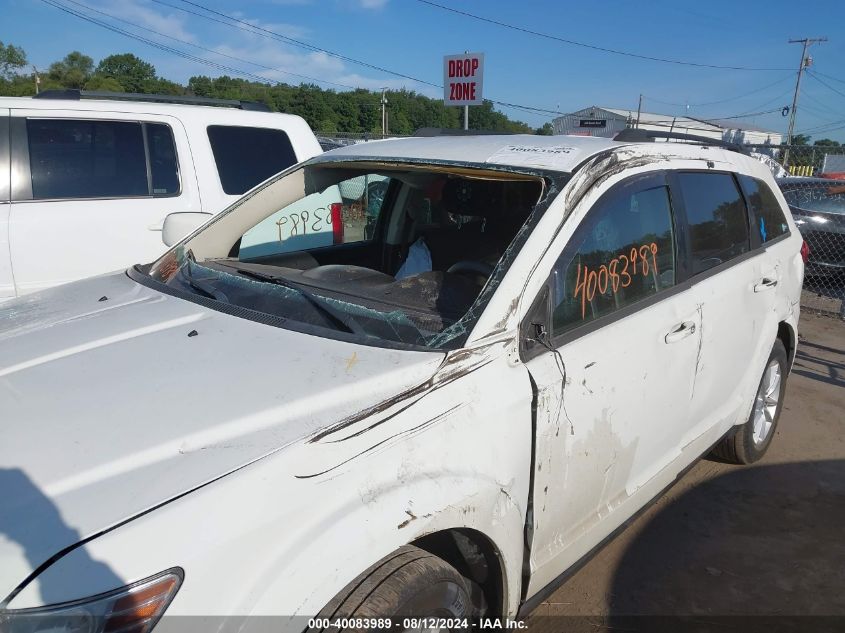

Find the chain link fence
[[745, 144, 845, 319]]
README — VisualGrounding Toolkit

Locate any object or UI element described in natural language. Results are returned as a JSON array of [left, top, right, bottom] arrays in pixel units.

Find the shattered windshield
[[141, 163, 554, 349]]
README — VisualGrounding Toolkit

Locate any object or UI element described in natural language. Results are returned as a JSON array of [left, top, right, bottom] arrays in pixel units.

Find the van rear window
[[207, 125, 297, 195]]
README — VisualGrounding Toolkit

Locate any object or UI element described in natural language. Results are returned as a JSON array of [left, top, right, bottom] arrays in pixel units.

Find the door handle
[[665, 321, 696, 344], [753, 277, 778, 292]]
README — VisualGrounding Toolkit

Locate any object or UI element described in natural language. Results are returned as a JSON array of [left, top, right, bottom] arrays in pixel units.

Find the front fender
[[8, 351, 533, 626]]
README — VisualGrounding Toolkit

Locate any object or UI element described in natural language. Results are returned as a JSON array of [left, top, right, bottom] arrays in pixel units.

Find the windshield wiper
[[235, 268, 365, 336], [182, 260, 229, 302]]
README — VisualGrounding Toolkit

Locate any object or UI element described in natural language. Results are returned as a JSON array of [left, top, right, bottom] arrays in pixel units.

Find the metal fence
[[745, 144, 845, 319]]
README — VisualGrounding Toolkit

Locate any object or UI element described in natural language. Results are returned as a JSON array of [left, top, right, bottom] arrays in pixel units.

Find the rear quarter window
[[738, 175, 790, 243], [208, 125, 297, 195]]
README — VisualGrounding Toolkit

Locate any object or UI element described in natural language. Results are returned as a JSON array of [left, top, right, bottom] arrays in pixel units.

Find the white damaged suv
[[1, 132, 804, 631]]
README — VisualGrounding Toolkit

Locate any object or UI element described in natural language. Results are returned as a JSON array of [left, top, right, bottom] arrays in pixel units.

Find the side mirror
[[519, 285, 551, 361], [162, 212, 213, 247]]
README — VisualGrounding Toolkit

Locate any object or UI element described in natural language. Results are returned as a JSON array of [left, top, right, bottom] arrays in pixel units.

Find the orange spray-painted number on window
[[573, 242, 659, 319]]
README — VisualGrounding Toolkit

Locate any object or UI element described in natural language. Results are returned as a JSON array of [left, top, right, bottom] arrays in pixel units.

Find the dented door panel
[[524, 287, 700, 596]]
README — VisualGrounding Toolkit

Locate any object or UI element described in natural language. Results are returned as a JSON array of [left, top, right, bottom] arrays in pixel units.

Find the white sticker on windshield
[[486, 144, 578, 170]]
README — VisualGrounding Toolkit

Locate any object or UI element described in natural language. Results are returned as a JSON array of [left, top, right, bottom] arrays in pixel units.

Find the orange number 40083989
[[573, 242, 659, 319]]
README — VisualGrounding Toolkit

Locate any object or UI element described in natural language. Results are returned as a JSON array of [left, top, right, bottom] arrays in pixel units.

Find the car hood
[[0, 273, 444, 603]]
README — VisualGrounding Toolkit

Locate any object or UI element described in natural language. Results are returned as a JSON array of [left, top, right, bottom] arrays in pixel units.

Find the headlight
[[1, 568, 182, 633]]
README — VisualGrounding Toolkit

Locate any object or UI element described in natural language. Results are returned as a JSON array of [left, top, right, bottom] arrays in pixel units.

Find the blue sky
[[5, 0, 845, 140]]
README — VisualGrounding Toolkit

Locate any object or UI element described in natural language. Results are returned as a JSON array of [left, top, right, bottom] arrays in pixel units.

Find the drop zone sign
[[443, 52, 485, 106]]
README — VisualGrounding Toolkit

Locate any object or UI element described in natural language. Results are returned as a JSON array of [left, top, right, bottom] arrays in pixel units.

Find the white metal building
[[552, 106, 782, 145]]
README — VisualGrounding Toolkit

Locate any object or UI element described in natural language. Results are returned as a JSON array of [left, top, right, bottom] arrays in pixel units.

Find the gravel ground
[[526, 311, 845, 631]]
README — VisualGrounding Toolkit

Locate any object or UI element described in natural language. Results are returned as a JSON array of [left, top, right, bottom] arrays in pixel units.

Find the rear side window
[[26, 119, 179, 200], [147, 123, 180, 196], [208, 125, 297, 195], [676, 172, 749, 274], [551, 181, 677, 336], [738, 175, 789, 243]]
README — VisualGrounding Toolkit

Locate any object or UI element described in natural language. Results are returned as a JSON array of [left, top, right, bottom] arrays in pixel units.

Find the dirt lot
[[526, 311, 845, 630]]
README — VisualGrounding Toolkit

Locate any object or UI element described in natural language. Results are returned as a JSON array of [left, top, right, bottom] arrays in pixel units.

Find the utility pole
[[32, 65, 40, 95], [380, 87, 388, 139], [784, 36, 827, 167], [635, 93, 643, 129]]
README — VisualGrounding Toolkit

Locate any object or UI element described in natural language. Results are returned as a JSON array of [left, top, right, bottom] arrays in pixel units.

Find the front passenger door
[[523, 172, 702, 597]]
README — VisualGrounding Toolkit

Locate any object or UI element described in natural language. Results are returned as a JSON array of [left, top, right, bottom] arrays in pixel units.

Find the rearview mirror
[[162, 212, 213, 247]]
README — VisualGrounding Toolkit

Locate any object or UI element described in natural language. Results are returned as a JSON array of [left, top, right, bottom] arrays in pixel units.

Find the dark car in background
[[777, 178, 845, 277]]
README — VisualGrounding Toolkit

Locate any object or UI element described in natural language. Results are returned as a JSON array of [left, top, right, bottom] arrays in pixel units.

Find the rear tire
[[711, 339, 788, 465], [310, 545, 471, 632]]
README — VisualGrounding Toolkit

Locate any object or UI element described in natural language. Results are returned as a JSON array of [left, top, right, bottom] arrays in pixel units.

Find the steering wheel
[[446, 260, 495, 278]]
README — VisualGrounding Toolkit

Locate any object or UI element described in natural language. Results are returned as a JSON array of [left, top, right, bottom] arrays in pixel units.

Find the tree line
[[0, 42, 554, 136]]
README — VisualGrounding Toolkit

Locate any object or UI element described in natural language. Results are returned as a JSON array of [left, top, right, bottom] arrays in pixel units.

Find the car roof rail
[[413, 127, 518, 137], [613, 128, 749, 154], [32, 89, 272, 112]]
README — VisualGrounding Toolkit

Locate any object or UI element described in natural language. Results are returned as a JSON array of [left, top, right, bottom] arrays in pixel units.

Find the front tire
[[711, 339, 788, 464], [310, 545, 471, 632]]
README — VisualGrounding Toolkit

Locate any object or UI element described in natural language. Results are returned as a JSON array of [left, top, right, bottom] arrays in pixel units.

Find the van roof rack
[[414, 127, 518, 137], [32, 89, 272, 112], [613, 128, 748, 154]]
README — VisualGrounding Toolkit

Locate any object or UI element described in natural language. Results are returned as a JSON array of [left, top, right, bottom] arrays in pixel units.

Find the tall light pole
[[783, 36, 826, 167]]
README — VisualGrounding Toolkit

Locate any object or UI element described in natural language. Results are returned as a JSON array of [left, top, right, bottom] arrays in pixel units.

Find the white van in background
[[0, 90, 326, 297]]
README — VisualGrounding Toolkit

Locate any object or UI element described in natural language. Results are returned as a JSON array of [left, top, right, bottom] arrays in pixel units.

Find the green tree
[[536, 122, 554, 136], [96, 53, 156, 92], [48, 51, 94, 89], [83, 75, 124, 91], [791, 133, 811, 146], [813, 138, 841, 147], [0, 41, 27, 79]]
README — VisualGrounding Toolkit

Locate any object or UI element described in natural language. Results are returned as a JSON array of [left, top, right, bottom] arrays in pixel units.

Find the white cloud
[[80, 0, 418, 94], [358, 0, 389, 8], [89, 0, 196, 43]]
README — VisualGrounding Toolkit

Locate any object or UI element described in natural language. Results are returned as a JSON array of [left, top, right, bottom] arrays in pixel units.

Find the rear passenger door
[[671, 171, 779, 445], [0, 109, 12, 298], [8, 111, 199, 294]]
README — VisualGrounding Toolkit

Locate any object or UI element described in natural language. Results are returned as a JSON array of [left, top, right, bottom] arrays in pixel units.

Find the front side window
[[239, 174, 392, 258], [208, 125, 297, 195], [676, 172, 749, 274], [551, 178, 677, 336]]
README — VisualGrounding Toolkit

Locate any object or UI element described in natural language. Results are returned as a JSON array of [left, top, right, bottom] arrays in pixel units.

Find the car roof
[[0, 95, 311, 129], [311, 134, 626, 173]]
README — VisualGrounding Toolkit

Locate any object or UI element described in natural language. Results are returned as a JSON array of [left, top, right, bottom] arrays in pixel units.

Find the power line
[[39, 0, 570, 127], [795, 117, 845, 135], [53, 0, 359, 89], [812, 70, 845, 85], [151, 0, 441, 88], [642, 74, 794, 108], [806, 70, 845, 100], [40, 0, 294, 85], [415, 0, 792, 71]]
